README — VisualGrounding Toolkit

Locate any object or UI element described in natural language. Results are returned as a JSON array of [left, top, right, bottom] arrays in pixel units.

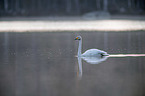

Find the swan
[[75, 36, 109, 57]]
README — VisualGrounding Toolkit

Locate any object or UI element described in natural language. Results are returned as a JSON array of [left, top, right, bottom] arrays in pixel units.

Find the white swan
[[75, 36, 109, 57]]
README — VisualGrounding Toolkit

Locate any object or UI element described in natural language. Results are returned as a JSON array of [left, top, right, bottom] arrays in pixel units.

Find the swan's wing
[[82, 49, 107, 56]]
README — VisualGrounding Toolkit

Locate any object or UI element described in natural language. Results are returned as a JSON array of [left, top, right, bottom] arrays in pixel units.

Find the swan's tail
[[102, 54, 109, 56]]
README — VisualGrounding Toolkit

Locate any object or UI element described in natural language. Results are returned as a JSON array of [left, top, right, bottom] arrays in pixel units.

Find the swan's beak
[[75, 37, 78, 40]]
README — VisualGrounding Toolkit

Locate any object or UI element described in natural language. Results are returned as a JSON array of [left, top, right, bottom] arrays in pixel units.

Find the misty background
[[0, 0, 145, 16], [0, 1, 145, 96]]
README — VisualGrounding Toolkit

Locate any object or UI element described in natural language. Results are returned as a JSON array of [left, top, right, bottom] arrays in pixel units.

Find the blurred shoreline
[[1, 15, 145, 21], [0, 15, 145, 32]]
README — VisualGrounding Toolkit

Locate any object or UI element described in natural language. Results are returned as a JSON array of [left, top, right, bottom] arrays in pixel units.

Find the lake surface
[[0, 31, 145, 96]]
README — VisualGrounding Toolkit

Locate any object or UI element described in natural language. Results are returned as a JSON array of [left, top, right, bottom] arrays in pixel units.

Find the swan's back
[[82, 49, 108, 57]]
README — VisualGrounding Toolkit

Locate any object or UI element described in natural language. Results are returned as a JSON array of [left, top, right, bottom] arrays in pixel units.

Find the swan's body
[[75, 36, 109, 57], [82, 49, 108, 57]]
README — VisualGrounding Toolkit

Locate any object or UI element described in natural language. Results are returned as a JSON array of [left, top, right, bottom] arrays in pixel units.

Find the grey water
[[0, 31, 145, 96]]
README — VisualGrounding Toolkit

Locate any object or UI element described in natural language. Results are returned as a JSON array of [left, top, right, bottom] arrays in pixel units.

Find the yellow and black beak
[[75, 37, 79, 40], [75, 37, 81, 40]]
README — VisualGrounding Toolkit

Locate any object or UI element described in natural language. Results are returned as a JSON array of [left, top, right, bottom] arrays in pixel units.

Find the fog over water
[[0, 31, 145, 96]]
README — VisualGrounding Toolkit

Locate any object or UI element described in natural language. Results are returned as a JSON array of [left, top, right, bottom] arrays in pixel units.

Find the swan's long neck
[[78, 39, 82, 57]]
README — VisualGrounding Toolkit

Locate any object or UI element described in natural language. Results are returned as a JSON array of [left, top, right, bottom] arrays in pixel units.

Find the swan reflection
[[77, 56, 108, 79], [77, 57, 82, 79], [76, 53, 145, 79]]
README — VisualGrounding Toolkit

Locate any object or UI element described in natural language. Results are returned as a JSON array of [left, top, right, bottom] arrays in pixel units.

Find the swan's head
[[75, 36, 82, 40]]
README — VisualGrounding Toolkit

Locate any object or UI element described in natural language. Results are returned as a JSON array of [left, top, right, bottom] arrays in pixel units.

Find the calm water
[[0, 31, 145, 96]]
